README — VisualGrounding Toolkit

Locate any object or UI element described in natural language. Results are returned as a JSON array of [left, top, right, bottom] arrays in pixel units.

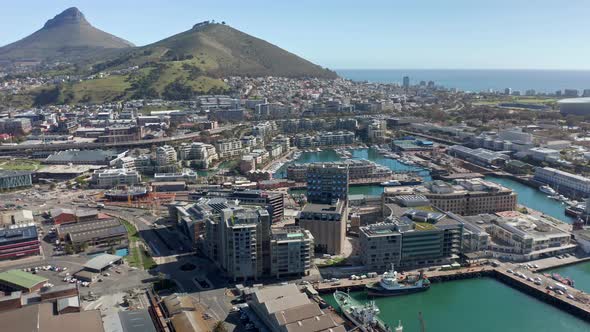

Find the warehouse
[[83, 253, 123, 273], [0, 269, 47, 293], [59, 218, 127, 246], [0, 225, 40, 260]]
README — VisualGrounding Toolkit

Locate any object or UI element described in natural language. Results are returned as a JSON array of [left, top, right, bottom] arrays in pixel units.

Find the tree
[[212, 321, 227, 332]]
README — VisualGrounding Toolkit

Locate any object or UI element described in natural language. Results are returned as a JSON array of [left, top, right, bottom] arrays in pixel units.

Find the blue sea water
[[337, 69, 590, 94]]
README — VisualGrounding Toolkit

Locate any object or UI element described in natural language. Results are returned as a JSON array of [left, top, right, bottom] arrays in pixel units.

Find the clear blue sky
[[2, 0, 590, 70]]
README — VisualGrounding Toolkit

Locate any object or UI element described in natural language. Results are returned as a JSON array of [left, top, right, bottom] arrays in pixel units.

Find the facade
[[0, 226, 40, 261], [90, 169, 141, 188], [559, 97, 590, 116], [153, 171, 198, 184], [178, 142, 218, 169], [0, 118, 32, 135], [297, 200, 347, 255], [306, 162, 349, 204], [0, 210, 34, 227], [155, 145, 178, 173], [534, 167, 590, 197], [447, 145, 510, 168], [287, 159, 391, 183], [0, 171, 32, 191], [359, 223, 402, 270], [270, 227, 314, 278], [214, 139, 249, 159], [59, 219, 127, 247], [44, 149, 125, 166]]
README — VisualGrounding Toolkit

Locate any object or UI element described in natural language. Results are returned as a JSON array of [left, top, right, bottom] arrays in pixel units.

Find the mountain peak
[[43, 7, 88, 29]]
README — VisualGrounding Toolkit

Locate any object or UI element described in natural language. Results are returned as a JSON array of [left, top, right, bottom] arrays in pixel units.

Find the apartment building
[[270, 227, 314, 278], [178, 142, 218, 169], [305, 162, 349, 204], [214, 139, 250, 159], [90, 169, 141, 188]]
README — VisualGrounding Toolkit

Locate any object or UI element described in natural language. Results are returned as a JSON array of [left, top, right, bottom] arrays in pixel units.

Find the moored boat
[[333, 290, 393, 332], [366, 264, 430, 297]]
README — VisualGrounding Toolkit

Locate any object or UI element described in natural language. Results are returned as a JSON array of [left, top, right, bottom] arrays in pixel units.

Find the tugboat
[[333, 290, 394, 332], [366, 264, 430, 297]]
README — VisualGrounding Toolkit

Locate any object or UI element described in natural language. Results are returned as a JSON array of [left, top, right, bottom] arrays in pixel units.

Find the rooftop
[[0, 270, 47, 289], [84, 253, 122, 271]]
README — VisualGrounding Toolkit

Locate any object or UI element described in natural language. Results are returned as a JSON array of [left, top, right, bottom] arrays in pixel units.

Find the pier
[[316, 256, 590, 323]]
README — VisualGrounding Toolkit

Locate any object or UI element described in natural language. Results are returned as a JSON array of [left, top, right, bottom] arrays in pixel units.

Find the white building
[[91, 169, 141, 188], [534, 167, 590, 197]]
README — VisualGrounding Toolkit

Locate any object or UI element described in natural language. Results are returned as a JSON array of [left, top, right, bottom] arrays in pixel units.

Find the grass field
[[0, 159, 42, 171], [121, 219, 157, 270], [473, 96, 557, 106], [69, 75, 131, 103]]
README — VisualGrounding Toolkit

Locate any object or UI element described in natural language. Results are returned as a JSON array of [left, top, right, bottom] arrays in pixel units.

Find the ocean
[[337, 69, 590, 94]]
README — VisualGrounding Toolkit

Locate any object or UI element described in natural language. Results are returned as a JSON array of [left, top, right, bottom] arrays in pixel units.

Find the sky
[[1, 0, 590, 70]]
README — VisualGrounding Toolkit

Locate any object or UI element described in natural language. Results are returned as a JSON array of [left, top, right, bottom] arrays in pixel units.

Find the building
[[0, 270, 47, 293], [0, 210, 34, 227], [529, 147, 560, 162], [178, 142, 218, 169], [270, 227, 314, 278], [207, 207, 272, 281], [359, 223, 402, 270], [82, 253, 123, 273], [0, 226, 40, 260], [287, 159, 391, 184], [153, 170, 198, 183], [58, 218, 127, 247], [0, 171, 32, 191], [214, 139, 249, 159], [155, 145, 178, 173], [189, 189, 285, 223], [447, 145, 510, 168], [50, 208, 99, 225], [249, 284, 345, 332], [558, 97, 590, 116], [297, 200, 347, 255], [384, 179, 517, 216], [44, 149, 126, 166], [403, 76, 410, 90], [90, 169, 141, 188], [306, 162, 349, 204], [534, 167, 590, 197], [0, 118, 31, 135]]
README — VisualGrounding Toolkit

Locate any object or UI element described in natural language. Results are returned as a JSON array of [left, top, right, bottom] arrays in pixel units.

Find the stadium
[[558, 97, 590, 116]]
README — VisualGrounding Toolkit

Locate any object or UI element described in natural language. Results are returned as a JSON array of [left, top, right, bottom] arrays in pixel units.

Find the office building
[[306, 162, 349, 204], [0, 226, 40, 261], [403, 76, 410, 90], [359, 223, 402, 270], [0, 171, 32, 191], [297, 200, 347, 255], [90, 169, 141, 188]]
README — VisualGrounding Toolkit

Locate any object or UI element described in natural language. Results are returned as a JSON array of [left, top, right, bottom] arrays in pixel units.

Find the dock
[[315, 256, 590, 322]]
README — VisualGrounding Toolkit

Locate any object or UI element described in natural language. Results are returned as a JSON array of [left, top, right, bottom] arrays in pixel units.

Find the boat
[[380, 180, 402, 187], [539, 185, 557, 195], [399, 178, 423, 186], [333, 290, 393, 332], [366, 264, 430, 297]]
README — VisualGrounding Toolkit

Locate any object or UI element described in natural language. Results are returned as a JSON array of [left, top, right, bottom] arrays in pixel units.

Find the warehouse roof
[[84, 253, 122, 271], [0, 270, 47, 289], [119, 310, 157, 332]]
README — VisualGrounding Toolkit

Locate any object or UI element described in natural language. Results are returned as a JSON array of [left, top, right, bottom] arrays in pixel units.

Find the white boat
[[539, 185, 557, 195], [380, 180, 402, 187]]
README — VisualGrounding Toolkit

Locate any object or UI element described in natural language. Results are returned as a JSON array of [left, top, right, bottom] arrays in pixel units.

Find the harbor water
[[484, 175, 575, 223], [322, 278, 589, 332], [276, 148, 430, 196], [545, 262, 590, 294]]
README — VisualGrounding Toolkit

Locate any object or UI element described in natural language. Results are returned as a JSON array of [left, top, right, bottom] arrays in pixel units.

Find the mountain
[[94, 21, 337, 79], [0, 7, 134, 65]]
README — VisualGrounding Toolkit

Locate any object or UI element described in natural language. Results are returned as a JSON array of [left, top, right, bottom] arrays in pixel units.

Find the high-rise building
[[297, 200, 348, 255], [270, 227, 314, 278], [402, 76, 410, 90], [504, 88, 512, 95], [306, 163, 349, 204]]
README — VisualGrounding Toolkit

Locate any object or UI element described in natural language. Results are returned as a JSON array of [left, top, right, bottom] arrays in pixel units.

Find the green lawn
[[0, 159, 41, 171], [121, 219, 157, 270]]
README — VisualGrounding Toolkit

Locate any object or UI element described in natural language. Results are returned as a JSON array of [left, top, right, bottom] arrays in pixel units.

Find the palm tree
[[212, 321, 227, 332]]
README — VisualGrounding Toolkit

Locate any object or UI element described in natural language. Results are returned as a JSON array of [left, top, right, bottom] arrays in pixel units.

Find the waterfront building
[[359, 223, 402, 270], [367, 119, 387, 143], [529, 147, 561, 162], [288, 159, 390, 185], [462, 211, 574, 260], [0, 171, 32, 191], [447, 145, 510, 168], [534, 167, 590, 197], [0, 226, 40, 261], [384, 179, 517, 216], [153, 170, 198, 184], [90, 169, 141, 188], [392, 138, 434, 152], [306, 162, 349, 204], [249, 284, 345, 332], [297, 200, 347, 255], [270, 227, 314, 278]]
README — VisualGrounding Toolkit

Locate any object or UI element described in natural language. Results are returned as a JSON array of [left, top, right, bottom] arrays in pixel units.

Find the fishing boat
[[333, 290, 394, 332], [366, 264, 430, 297]]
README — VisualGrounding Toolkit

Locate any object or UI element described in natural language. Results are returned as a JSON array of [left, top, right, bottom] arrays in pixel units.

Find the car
[[507, 269, 513, 274]]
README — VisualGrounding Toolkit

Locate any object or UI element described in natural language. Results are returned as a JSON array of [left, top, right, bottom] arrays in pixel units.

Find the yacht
[[539, 185, 557, 195], [380, 180, 402, 187]]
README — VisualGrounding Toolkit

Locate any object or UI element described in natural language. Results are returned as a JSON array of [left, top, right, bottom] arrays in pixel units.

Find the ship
[[380, 180, 402, 187], [539, 185, 557, 195], [366, 264, 430, 297], [333, 290, 396, 332]]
